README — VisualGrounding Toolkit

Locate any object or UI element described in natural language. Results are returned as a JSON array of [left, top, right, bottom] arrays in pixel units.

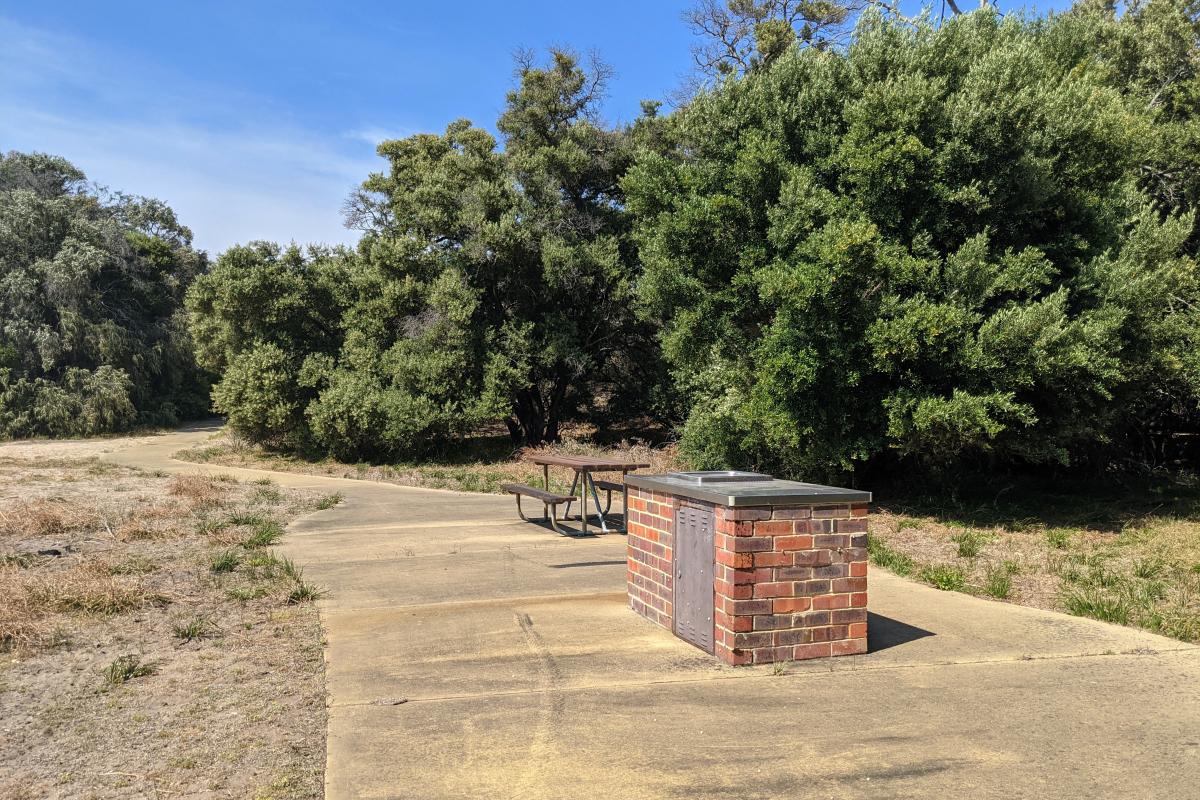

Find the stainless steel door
[[674, 505, 715, 653]]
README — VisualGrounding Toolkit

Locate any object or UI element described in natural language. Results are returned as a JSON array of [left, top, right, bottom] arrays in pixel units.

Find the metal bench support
[[512, 492, 574, 535]]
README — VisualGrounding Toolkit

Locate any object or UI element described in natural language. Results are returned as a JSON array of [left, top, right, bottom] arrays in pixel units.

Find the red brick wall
[[626, 486, 869, 666], [625, 487, 676, 630], [713, 503, 868, 665]]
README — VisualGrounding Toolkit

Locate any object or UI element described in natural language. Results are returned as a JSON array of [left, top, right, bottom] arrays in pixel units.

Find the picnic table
[[502, 454, 649, 535]]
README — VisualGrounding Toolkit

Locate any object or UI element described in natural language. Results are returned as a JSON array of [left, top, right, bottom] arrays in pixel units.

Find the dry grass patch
[[0, 554, 165, 650], [0, 497, 98, 538], [166, 473, 229, 507], [0, 451, 327, 799], [113, 504, 190, 541], [176, 427, 686, 495], [25, 560, 164, 614]]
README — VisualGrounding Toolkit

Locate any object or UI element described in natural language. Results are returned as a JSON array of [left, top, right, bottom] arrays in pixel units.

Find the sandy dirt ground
[[0, 428, 327, 800]]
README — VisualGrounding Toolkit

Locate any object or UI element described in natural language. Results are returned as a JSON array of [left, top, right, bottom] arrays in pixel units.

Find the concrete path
[[104, 425, 1200, 799]]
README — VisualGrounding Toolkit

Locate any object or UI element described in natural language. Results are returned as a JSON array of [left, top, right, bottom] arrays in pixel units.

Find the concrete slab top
[[625, 473, 872, 506]]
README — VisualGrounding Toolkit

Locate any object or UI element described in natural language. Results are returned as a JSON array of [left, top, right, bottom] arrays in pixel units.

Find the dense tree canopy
[[0, 152, 208, 438], [190, 51, 654, 456], [185, 241, 353, 446], [626, 0, 1200, 481], [125, 0, 1200, 483]]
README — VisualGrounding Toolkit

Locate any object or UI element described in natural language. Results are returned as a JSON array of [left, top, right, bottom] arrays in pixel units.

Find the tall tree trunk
[[510, 387, 546, 445], [508, 377, 569, 445], [543, 376, 569, 443]]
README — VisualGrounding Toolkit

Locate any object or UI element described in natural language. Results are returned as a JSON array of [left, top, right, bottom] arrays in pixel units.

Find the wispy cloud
[[345, 126, 416, 147], [0, 16, 396, 255]]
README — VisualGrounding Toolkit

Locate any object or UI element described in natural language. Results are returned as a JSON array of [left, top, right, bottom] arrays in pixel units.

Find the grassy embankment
[[0, 456, 340, 799], [871, 477, 1200, 644]]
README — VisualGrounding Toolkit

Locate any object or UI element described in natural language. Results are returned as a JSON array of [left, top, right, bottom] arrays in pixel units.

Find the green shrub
[[624, 8, 1200, 482], [187, 52, 649, 457]]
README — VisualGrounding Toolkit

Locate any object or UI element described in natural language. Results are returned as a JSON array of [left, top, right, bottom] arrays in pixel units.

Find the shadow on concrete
[[549, 560, 628, 569], [525, 520, 603, 538], [868, 612, 935, 652]]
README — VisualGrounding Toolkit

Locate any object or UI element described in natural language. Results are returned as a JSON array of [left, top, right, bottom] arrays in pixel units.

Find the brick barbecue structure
[[624, 472, 870, 666]]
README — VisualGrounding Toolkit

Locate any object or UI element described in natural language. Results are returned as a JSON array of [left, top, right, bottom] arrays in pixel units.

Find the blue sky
[[1, 1, 1067, 255]]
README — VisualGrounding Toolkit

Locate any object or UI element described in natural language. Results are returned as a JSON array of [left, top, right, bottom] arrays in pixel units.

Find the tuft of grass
[[226, 586, 270, 602], [867, 534, 914, 576], [951, 529, 990, 559], [1061, 587, 1132, 625], [276, 556, 304, 583], [242, 520, 284, 549], [196, 516, 229, 536], [1045, 528, 1071, 549], [253, 485, 283, 504], [171, 615, 214, 642], [315, 492, 344, 511], [1084, 562, 1121, 589], [984, 564, 1013, 599], [287, 582, 327, 604], [244, 551, 282, 568], [100, 654, 154, 687], [918, 564, 967, 592], [896, 518, 921, 531], [210, 549, 241, 573], [1133, 557, 1165, 580]]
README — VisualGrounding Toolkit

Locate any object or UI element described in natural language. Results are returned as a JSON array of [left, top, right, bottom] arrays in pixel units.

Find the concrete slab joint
[[625, 474, 872, 666]]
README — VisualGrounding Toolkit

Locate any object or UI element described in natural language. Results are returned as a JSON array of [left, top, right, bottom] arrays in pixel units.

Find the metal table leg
[[621, 468, 629, 534], [585, 472, 610, 533], [579, 469, 588, 534]]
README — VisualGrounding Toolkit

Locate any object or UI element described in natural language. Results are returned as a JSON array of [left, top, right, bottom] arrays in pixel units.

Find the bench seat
[[501, 483, 576, 534], [500, 483, 575, 504]]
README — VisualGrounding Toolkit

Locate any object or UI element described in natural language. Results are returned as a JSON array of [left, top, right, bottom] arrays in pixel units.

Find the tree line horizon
[[3, 0, 1199, 484]]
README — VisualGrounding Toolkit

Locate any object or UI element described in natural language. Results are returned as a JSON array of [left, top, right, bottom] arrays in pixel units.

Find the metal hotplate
[[667, 471, 772, 484]]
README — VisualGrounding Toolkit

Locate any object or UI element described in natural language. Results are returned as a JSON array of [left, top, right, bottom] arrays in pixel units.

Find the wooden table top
[[528, 453, 651, 471]]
